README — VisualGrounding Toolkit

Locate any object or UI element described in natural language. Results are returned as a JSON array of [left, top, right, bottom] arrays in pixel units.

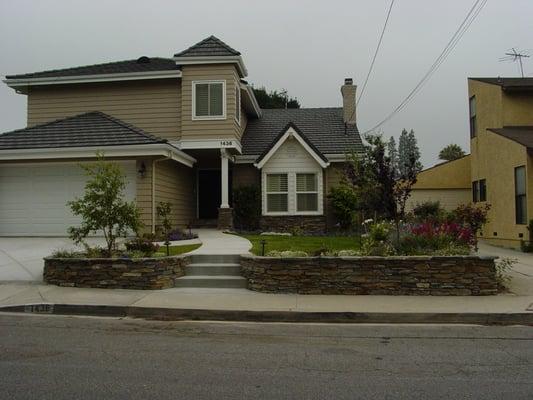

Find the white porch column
[[220, 148, 230, 208]]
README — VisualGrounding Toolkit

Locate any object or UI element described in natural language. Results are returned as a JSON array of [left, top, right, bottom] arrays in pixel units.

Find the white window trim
[[262, 170, 323, 216], [192, 80, 226, 121], [235, 84, 241, 126]]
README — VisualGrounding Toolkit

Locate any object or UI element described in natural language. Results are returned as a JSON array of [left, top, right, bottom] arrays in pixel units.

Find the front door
[[198, 170, 221, 219]]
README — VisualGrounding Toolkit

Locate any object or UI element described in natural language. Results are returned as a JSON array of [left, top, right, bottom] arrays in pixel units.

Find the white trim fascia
[[173, 55, 248, 77], [239, 82, 262, 118], [3, 70, 182, 88], [175, 138, 242, 153], [0, 143, 196, 168], [324, 153, 350, 162], [191, 80, 227, 121], [234, 155, 257, 164], [254, 127, 329, 169]]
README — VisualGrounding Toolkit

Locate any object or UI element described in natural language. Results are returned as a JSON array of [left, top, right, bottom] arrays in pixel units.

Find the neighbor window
[[472, 179, 486, 202], [296, 173, 318, 212], [266, 174, 288, 212], [472, 181, 479, 202], [235, 85, 241, 124], [515, 166, 527, 224], [193, 81, 225, 119], [479, 179, 487, 202], [469, 95, 477, 138]]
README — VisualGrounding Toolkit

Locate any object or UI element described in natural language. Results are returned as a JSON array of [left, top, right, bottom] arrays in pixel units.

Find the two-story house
[[468, 77, 533, 248], [409, 77, 533, 249], [0, 36, 362, 236]]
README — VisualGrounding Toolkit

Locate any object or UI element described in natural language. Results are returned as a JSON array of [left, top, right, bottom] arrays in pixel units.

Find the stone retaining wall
[[241, 255, 498, 295], [44, 256, 186, 290], [260, 216, 326, 234]]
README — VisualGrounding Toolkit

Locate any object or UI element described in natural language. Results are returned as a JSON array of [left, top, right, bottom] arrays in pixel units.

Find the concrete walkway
[[189, 229, 252, 255]]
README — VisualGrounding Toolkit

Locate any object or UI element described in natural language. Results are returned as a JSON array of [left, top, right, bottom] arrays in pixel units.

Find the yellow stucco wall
[[468, 79, 533, 248], [413, 155, 471, 189]]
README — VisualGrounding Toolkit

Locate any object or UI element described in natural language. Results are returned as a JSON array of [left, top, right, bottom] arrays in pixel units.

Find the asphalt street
[[0, 314, 532, 399]]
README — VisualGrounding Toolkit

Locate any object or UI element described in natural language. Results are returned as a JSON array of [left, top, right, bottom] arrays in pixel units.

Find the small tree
[[328, 186, 360, 230], [233, 185, 261, 231], [439, 144, 466, 161], [156, 202, 173, 239], [68, 155, 141, 257]]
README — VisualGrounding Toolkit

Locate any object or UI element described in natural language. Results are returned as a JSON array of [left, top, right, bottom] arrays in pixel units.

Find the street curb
[[1, 303, 533, 325]]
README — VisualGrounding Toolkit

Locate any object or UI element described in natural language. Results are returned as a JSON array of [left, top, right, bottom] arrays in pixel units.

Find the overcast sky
[[0, 0, 531, 166]]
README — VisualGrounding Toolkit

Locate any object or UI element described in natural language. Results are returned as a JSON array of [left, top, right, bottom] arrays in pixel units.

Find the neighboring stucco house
[[0, 36, 362, 236], [408, 155, 471, 211]]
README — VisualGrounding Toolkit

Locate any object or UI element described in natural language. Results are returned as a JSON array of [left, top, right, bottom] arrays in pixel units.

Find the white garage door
[[0, 161, 137, 236]]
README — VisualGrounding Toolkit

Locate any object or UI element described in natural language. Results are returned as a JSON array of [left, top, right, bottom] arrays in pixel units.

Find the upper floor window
[[193, 80, 226, 120], [235, 85, 241, 125], [515, 166, 527, 224], [469, 95, 477, 138]]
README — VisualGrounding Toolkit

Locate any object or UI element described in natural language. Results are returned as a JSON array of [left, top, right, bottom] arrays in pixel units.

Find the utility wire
[[363, 0, 487, 134], [356, 0, 396, 108]]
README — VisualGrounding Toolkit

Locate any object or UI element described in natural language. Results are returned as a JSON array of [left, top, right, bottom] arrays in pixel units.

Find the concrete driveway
[[477, 241, 533, 296], [0, 237, 105, 282]]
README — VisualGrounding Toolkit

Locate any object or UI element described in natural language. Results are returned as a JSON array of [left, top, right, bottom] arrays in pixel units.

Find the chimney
[[341, 78, 357, 125]]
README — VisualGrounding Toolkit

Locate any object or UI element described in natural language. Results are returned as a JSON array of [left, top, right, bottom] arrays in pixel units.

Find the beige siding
[[27, 79, 181, 140], [154, 160, 195, 229], [180, 64, 241, 141], [407, 189, 471, 211], [136, 158, 154, 230]]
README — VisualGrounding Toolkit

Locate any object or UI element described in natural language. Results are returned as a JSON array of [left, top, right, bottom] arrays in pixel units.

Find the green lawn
[[154, 243, 201, 257], [241, 234, 361, 256]]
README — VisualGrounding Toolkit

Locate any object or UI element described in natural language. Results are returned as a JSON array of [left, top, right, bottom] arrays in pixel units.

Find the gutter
[[3, 70, 182, 90]]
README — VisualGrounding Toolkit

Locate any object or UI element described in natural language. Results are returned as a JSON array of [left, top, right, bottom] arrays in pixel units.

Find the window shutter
[[195, 84, 209, 116]]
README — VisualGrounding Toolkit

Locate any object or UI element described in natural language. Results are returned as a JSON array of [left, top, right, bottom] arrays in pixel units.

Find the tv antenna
[[499, 48, 530, 77]]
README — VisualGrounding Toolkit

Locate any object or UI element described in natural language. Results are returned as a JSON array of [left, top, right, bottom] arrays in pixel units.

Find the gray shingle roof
[[470, 77, 533, 91], [488, 126, 533, 150], [0, 111, 167, 150], [174, 35, 241, 57], [5, 57, 179, 80], [241, 108, 363, 157]]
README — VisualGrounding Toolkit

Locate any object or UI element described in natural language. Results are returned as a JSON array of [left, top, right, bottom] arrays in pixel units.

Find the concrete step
[[188, 254, 241, 264], [186, 263, 241, 276], [174, 275, 247, 289]]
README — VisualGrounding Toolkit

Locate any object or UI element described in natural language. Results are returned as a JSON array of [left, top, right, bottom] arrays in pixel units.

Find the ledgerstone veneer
[[44, 256, 186, 290], [240, 255, 498, 296]]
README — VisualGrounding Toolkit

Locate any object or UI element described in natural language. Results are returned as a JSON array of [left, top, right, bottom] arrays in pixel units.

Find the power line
[[356, 0, 396, 108], [363, 0, 487, 135]]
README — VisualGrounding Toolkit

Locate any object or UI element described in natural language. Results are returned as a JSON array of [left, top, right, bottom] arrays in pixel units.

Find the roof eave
[[3, 70, 182, 92], [173, 55, 248, 78], [0, 143, 196, 168], [240, 82, 262, 118]]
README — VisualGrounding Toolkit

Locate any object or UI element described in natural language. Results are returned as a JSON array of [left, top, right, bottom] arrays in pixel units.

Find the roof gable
[[254, 122, 329, 169], [174, 35, 241, 57], [241, 108, 363, 157], [0, 111, 167, 150]]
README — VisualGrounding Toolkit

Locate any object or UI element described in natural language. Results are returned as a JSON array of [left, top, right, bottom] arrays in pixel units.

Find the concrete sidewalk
[[1, 282, 532, 324]]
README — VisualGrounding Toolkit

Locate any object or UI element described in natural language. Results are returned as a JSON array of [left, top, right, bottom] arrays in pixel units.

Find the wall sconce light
[[138, 162, 147, 178]]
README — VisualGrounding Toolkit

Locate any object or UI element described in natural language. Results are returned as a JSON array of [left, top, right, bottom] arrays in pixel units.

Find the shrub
[[168, 229, 198, 241], [412, 201, 444, 221], [125, 237, 160, 256], [51, 248, 83, 258], [266, 250, 309, 257], [67, 155, 142, 257], [450, 203, 490, 243], [495, 257, 515, 289], [233, 185, 261, 231], [328, 186, 359, 229]]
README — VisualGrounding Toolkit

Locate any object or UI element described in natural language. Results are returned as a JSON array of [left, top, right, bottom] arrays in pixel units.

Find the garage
[[0, 161, 137, 236]]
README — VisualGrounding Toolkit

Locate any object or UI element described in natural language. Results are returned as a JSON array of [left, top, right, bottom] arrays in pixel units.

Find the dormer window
[[193, 80, 226, 120]]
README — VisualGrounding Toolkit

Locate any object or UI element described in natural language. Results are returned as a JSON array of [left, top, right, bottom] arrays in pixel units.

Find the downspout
[[151, 154, 172, 234]]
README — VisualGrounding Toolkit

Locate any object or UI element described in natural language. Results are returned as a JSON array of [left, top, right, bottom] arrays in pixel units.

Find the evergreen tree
[[398, 129, 422, 177], [387, 136, 398, 178]]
